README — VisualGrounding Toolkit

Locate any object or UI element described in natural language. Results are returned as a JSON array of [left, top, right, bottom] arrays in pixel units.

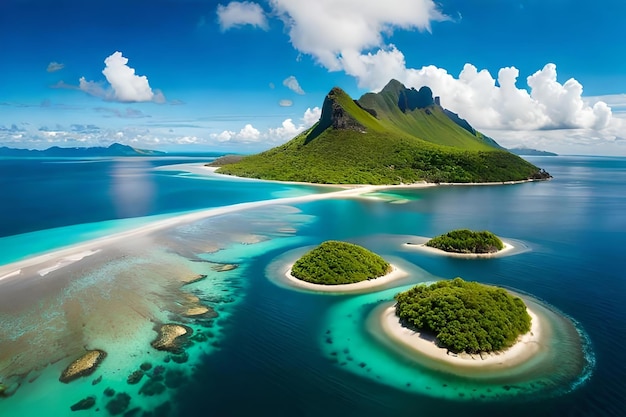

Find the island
[[292, 241, 390, 284], [405, 229, 514, 258], [381, 278, 541, 370], [426, 229, 504, 254], [212, 80, 551, 184], [283, 241, 407, 293]]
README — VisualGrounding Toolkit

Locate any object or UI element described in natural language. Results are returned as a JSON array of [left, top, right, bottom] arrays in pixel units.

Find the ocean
[[0, 155, 624, 417]]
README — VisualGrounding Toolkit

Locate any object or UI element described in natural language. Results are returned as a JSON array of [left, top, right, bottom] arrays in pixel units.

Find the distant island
[[394, 278, 532, 354], [425, 229, 504, 254], [291, 241, 390, 285], [212, 80, 551, 185], [0, 143, 165, 157], [508, 147, 558, 156]]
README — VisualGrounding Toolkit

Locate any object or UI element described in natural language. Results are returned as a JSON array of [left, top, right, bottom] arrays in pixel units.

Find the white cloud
[[47, 62, 64, 72], [217, 1, 269, 31], [102, 52, 157, 102], [303, 106, 322, 126], [279, 99, 293, 107], [75, 52, 164, 103], [268, 119, 300, 140], [210, 106, 321, 144], [282, 75, 305, 95], [270, 0, 447, 70], [268, 1, 615, 144], [79, 77, 108, 98], [385, 61, 613, 131], [212, 124, 262, 143]]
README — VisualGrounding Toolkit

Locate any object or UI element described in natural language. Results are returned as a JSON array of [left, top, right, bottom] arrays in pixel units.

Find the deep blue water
[[0, 157, 328, 238], [1, 155, 625, 416]]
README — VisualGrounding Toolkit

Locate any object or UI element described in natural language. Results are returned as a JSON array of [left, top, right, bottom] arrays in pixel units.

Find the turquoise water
[[0, 155, 624, 416]]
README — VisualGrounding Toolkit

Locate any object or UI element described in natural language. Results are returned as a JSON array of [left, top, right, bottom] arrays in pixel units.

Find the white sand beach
[[284, 265, 408, 293], [380, 305, 543, 369], [405, 241, 515, 258]]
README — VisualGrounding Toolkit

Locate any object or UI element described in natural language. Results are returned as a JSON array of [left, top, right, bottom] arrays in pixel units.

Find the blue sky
[[1, 0, 625, 155]]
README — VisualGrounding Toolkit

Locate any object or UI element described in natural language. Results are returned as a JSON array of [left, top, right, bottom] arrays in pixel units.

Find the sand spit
[[0, 183, 431, 281]]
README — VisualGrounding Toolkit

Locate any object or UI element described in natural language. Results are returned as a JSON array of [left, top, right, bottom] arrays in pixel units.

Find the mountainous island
[[508, 147, 558, 156], [213, 80, 551, 184], [0, 143, 165, 157]]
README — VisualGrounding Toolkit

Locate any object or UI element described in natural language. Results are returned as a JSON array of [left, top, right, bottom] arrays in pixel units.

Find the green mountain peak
[[212, 81, 551, 185]]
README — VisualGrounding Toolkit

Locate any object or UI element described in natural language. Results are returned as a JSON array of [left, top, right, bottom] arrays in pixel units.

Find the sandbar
[[284, 265, 408, 293], [0, 184, 427, 281], [379, 304, 542, 371]]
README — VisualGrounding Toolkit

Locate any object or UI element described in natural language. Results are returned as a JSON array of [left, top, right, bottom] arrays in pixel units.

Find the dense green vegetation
[[395, 278, 531, 353], [214, 82, 550, 185], [291, 241, 391, 285], [426, 229, 504, 254], [215, 128, 545, 184]]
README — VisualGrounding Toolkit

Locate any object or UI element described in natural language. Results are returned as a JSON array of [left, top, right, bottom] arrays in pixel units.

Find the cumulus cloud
[[217, 1, 269, 31], [213, 123, 262, 143], [211, 106, 321, 144], [270, 0, 447, 70], [267, 1, 613, 133], [282, 75, 305, 95], [72, 52, 164, 103], [47, 62, 65, 72], [383, 60, 613, 131], [102, 52, 157, 102], [279, 99, 293, 107], [303, 106, 322, 126]]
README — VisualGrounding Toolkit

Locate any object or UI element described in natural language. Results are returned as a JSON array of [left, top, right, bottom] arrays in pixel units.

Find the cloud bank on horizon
[[1, 0, 624, 154]]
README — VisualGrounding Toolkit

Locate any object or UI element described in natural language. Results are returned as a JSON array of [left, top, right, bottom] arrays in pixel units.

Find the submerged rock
[[127, 370, 144, 385], [183, 305, 218, 319], [70, 396, 96, 411], [139, 379, 166, 396], [151, 324, 192, 353], [164, 369, 185, 389], [106, 392, 131, 415], [104, 387, 116, 397], [123, 407, 142, 417], [59, 349, 107, 383], [92, 375, 102, 385], [140, 362, 152, 371], [170, 352, 189, 364], [181, 274, 207, 285], [211, 263, 238, 272], [0, 382, 14, 398]]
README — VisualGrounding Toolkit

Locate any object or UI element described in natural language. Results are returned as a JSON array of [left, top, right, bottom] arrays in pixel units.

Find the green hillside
[[214, 80, 550, 185]]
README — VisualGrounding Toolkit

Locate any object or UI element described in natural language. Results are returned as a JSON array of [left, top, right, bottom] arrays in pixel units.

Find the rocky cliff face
[[318, 87, 366, 133]]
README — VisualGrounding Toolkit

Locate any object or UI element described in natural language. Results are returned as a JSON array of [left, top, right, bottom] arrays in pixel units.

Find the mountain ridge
[[0, 143, 166, 157], [213, 79, 552, 184]]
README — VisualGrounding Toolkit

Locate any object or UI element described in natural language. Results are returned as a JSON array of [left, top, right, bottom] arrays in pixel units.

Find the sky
[[1, 0, 625, 155]]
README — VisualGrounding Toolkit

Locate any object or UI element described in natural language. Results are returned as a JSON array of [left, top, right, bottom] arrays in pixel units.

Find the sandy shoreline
[[380, 304, 542, 370], [0, 182, 431, 282], [405, 240, 515, 258], [283, 264, 408, 293]]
